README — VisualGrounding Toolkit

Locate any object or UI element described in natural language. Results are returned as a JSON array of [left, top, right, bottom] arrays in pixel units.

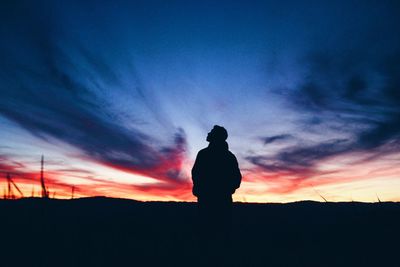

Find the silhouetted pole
[[40, 155, 49, 198], [7, 173, 12, 199], [9, 175, 23, 198], [5, 173, 24, 199]]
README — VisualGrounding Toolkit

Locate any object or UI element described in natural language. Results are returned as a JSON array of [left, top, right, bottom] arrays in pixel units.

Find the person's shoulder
[[197, 147, 209, 156], [227, 150, 238, 160], [199, 147, 209, 153]]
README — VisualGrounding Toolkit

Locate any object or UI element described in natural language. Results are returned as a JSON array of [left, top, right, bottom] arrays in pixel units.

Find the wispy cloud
[[262, 134, 293, 145], [0, 2, 189, 192], [245, 26, 400, 194]]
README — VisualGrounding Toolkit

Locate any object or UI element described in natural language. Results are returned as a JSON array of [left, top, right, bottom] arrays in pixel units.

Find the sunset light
[[1, 0, 399, 203]]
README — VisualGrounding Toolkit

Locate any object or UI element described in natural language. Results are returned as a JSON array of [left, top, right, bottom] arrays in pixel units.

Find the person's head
[[206, 125, 228, 143]]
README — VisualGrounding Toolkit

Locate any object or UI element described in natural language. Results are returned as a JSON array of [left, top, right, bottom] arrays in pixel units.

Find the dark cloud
[[252, 6, 400, 183], [0, 1, 187, 185], [292, 48, 400, 149], [255, 48, 400, 177], [262, 134, 293, 145], [247, 138, 350, 174]]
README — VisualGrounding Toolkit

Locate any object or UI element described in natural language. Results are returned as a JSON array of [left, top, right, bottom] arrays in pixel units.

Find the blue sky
[[1, 0, 400, 201]]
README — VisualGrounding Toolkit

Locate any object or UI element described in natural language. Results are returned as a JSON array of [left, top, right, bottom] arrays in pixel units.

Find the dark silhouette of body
[[191, 125, 242, 250]]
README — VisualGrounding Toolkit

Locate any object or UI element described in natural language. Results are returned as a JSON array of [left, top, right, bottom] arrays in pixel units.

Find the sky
[[1, 0, 400, 202]]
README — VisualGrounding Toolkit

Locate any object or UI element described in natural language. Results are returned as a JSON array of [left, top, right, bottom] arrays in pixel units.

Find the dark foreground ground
[[1, 197, 399, 267]]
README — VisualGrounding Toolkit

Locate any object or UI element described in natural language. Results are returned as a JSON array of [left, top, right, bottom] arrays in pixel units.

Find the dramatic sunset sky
[[1, 0, 399, 202]]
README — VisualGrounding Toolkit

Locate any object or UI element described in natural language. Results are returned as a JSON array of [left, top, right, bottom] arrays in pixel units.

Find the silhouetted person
[[191, 125, 242, 254]]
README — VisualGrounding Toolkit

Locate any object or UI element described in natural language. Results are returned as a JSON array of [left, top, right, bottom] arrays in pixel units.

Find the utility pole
[[71, 186, 75, 199], [7, 173, 13, 199], [40, 155, 49, 198], [5, 173, 23, 199]]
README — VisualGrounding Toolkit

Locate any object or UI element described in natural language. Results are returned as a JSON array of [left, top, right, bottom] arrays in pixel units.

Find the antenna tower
[[40, 155, 49, 198]]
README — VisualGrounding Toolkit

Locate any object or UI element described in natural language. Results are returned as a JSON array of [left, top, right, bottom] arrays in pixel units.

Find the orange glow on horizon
[[1, 151, 399, 203]]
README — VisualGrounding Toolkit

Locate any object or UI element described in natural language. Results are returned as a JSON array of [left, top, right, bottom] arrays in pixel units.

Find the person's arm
[[191, 151, 202, 197], [231, 154, 242, 194]]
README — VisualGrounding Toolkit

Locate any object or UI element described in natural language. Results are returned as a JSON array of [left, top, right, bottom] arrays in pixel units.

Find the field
[[1, 197, 399, 267]]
